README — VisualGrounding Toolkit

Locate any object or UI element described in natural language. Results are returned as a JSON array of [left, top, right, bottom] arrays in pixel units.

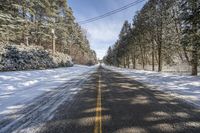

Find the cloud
[[86, 23, 119, 42], [70, 0, 147, 59], [95, 49, 107, 60], [81, 18, 125, 59], [81, 17, 126, 59]]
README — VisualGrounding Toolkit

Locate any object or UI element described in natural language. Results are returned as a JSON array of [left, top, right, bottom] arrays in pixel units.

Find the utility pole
[[25, 36, 29, 46], [52, 29, 56, 55]]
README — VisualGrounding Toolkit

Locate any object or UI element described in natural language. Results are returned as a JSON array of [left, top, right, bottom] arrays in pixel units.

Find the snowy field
[[104, 65, 200, 108], [0, 65, 97, 121]]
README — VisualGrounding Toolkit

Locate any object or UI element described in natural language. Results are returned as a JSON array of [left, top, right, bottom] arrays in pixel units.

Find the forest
[[104, 0, 200, 75], [0, 0, 97, 71]]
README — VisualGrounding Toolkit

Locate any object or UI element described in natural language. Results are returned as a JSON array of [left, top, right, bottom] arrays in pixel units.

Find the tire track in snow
[[0, 70, 96, 133]]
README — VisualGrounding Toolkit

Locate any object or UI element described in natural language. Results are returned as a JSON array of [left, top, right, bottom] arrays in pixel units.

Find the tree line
[[104, 0, 200, 75], [0, 0, 97, 65]]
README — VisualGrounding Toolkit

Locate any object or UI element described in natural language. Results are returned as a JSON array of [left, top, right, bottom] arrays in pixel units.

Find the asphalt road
[[39, 66, 200, 133]]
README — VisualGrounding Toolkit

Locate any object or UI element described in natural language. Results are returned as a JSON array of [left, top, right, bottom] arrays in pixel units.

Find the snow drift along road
[[104, 65, 200, 108], [0, 65, 97, 133]]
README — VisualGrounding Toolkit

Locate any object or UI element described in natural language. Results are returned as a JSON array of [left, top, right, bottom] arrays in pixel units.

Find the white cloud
[[73, 0, 147, 59], [95, 49, 107, 60], [81, 20, 124, 59], [86, 22, 119, 42]]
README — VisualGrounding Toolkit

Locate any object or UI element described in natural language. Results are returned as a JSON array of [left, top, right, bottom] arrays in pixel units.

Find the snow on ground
[[0, 65, 97, 116], [104, 65, 200, 108]]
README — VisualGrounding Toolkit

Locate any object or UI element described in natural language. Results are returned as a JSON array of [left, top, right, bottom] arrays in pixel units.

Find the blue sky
[[68, 0, 147, 59]]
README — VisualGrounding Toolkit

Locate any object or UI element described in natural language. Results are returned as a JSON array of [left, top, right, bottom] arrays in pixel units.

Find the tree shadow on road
[[39, 68, 200, 133]]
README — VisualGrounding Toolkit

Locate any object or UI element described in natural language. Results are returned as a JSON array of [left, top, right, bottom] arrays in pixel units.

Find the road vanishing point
[[1, 66, 200, 133]]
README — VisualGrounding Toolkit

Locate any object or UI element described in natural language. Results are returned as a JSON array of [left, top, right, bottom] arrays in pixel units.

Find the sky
[[68, 0, 147, 59]]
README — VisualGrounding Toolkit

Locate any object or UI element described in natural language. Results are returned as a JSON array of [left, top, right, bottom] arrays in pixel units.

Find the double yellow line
[[94, 74, 102, 133]]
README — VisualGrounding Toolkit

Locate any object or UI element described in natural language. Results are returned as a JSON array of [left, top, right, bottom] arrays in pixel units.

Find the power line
[[78, 0, 146, 25]]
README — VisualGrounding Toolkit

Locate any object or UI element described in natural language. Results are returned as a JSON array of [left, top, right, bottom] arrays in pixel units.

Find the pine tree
[[118, 21, 131, 68], [105, 47, 113, 65], [181, 0, 200, 75], [104, 0, 199, 75], [0, 0, 97, 65]]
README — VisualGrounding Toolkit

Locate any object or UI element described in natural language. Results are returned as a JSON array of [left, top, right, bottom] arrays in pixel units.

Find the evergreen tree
[[181, 0, 200, 75], [104, 0, 199, 75], [0, 0, 97, 65]]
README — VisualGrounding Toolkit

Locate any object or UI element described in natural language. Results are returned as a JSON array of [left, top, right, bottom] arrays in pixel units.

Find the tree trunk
[[131, 49, 136, 69], [183, 46, 190, 64], [158, 42, 162, 72], [123, 56, 126, 68], [52, 34, 56, 55], [191, 17, 198, 75], [152, 40, 155, 71], [127, 54, 130, 68], [22, 1, 27, 45], [139, 45, 145, 69], [157, 24, 162, 72], [191, 49, 198, 75]]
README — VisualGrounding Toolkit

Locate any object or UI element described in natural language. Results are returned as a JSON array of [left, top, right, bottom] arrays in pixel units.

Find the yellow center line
[[94, 74, 102, 133]]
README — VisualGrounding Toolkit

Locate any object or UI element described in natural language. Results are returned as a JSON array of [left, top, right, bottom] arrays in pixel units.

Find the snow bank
[[0, 44, 73, 71], [104, 65, 200, 108], [0, 65, 97, 114]]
